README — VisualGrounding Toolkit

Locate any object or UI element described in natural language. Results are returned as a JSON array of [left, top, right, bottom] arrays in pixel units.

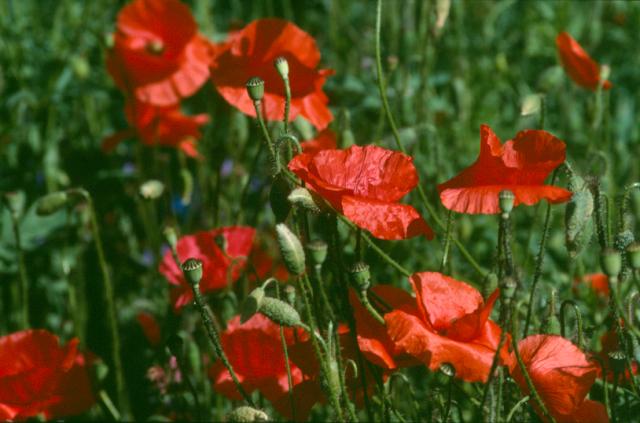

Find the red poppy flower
[[349, 285, 421, 370], [596, 321, 637, 383], [383, 272, 507, 382], [556, 32, 612, 91], [102, 100, 209, 158], [0, 330, 96, 421], [573, 273, 610, 297], [209, 315, 320, 421], [300, 129, 337, 154], [210, 18, 334, 130], [288, 145, 434, 240], [137, 312, 162, 346], [510, 335, 608, 423], [159, 226, 255, 311], [106, 0, 214, 106], [438, 125, 571, 214]]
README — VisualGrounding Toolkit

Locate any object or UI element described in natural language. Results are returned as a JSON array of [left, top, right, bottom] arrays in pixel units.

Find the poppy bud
[[600, 248, 621, 278], [500, 277, 517, 302], [307, 240, 328, 267], [36, 191, 70, 216], [499, 190, 515, 216], [284, 285, 296, 306], [241, 286, 265, 323], [439, 362, 456, 378], [225, 406, 269, 422], [627, 243, 640, 270], [608, 350, 626, 376], [181, 258, 203, 286], [259, 297, 302, 327], [274, 56, 289, 80], [246, 77, 265, 102], [167, 334, 184, 359], [163, 226, 178, 251], [349, 262, 371, 292], [276, 223, 306, 276], [287, 187, 322, 214], [139, 179, 165, 199], [270, 175, 291, 222]]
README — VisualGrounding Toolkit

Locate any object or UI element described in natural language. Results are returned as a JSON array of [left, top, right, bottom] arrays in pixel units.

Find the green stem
[[276, 284, 296, 421], [282, 77, 291, 134], [439, 209, 454, 272], [3, 197, 29, 329], [251, 100, 277, 173], [359, 291, 385, 325], [559, 300, 584, 349], [506, 395, 530, 423]]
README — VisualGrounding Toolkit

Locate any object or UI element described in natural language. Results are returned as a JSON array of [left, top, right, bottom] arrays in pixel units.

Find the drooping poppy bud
[[225, 405, 270, 422], [276, 223, 306, 276], [241, 287, 265, 323], [246, 77, 265, 102], [288, 187, 322, 214], [181, 258, 203, 286], [259, 297, 303, 328]]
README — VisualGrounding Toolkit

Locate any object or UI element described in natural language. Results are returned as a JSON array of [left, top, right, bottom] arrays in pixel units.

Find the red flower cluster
[[0, 330, 96, 421], [210, 18, 334, 130], [556, 32, 612, 91], [289, 145, 434, 240], [159, 226, 255, 310], [438, 125, 571, 214], [510, 335, 608, 423], [351, 272, 507, 382]]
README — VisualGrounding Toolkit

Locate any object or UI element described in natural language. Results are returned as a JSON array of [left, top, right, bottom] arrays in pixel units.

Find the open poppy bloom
[[300, 129, 337, 154], [596, 320, 637, 383], [210, 18, 334, 130], [102, 100, 209, 158], [106, 0, 214, 106], [209, 314, 320, 421], [438, 125, 571, 214], [289, 145, 434, 240], [383, 272, 507, 382], [556, 32, 612, 91], [349, 285, 421, 370], [510, 335, 608, 423], [0, 330, 96, 421], [159, 226, 255, 310]]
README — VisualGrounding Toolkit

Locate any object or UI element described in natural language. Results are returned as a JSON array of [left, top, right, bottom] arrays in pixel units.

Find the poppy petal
[[556, 32, 611, 91]]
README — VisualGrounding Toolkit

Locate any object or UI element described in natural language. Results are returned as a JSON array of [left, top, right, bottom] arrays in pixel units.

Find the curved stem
[[251, 100, 277, 174], [506, 395, 530, 423], [359, 291, 385, 325], [559, 300, 584, 349]]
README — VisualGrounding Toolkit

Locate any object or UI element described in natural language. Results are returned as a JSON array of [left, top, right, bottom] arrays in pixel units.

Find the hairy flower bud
[[276, 223, 306, 276], [226, 406, 269, 422], [259, 297, 302, 327], [600, 248, 621, 278], [182, 258, 203, 286], [246, 77, 265, 102], [274, 56, 289, 80], [287, 187, 322, 214]]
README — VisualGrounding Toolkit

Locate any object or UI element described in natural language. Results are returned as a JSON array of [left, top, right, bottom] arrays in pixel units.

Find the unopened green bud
[[276, 224, 306, 276], [36, 191, 70, 216], [608, 350, 626, 375], [627, 243, 640, 270], [600, 248, 622, 278], [349, 262, 371, 292], [288, 187, 321, 214], [500, 277, 517, 301], [274, 56, 289, 79], [284, 285, 296, 306], [182, 258, 203, 286], [260, 297, 302, 327], [499, 190, 515, 216], [307, 240, 328, 266], [241, 287, 265, 323], [225, 406, 269, 422], [246, 77, 264, 102]]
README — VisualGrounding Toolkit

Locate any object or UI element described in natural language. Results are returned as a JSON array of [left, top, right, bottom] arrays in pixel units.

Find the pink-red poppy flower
[[349, 285, 421, 370], [102, 100, 209, 158], [556, 32, 612, 91], [300, 129, 337, 154], [209, 315, 320, 421], [0, 330, 96, 421], [596, 320, 637, 383], [573, 273, 610, 297], [159, 226, 255, 311], [383, 272, 507, 382], [510, 335, 608, 423], [288, 145, 434, 240], [137, 312, 162, 346], [438, 125, 571, 214], [106, 0, 214, 106], [210, 18, 334, 130]]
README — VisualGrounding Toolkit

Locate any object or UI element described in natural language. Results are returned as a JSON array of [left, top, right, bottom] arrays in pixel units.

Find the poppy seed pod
[[181, 258, 203, 286], [608, 350, 626, 375], [274, 56, 289, 79], [627, 243, 640, 270], [276, 223, 306, 276], [259, 297, 302, 327], [240, 287, 265, 323], [287, 187, 321, 214], [306, 240, 328, 266], [225, 405, 270, 422], [499, 190, 515, 215], [349, 262, 371, 292], [36, 191, 70, 216], [600, 248, 621, 278], [246, 77, 265, 102]]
